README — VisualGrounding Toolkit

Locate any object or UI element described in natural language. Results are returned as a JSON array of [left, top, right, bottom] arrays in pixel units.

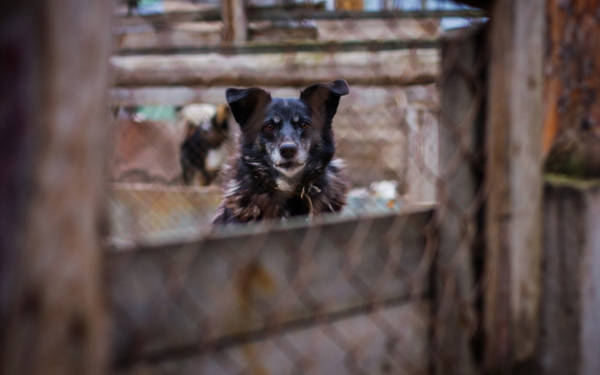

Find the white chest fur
[[206, 144, 227, 172]]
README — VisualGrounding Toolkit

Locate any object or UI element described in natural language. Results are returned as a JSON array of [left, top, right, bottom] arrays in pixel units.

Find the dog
[[179, 104, 230, 186], [212, 80, 350, 225]]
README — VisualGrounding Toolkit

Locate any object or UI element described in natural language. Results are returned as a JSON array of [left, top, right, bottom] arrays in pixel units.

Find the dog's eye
[[299, 121, 310, 129], [263, 122, 275, 131]]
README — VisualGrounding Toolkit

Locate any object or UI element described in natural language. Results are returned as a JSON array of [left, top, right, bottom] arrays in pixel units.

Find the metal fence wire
[[107, 0, 488, 373]]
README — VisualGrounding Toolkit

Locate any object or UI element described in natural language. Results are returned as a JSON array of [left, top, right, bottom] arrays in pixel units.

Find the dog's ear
[[226, 87, 271, 127], [300, 80, 349, 124]]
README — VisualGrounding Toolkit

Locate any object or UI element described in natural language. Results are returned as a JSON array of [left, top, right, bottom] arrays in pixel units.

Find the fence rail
[[109, 207, 435, 373], [115, 6, 485, 31]]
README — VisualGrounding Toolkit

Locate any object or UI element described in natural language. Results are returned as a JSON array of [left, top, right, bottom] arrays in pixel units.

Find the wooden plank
[[107, 208, 435, 365], [484, 0, 545, 370], [114, 23, 222, 51], [538, 179, 600, 375], [109, 84, 438, 106], [113, 3, 326, 29], [221, 0, 247, 43], [0, 1, 111, 375], [116, 38, 440, 55], [108, 184, 223, 245], [543, 0, 600, 177], [111, 48, 439, 87], [434, 25, 487, 375], [118, 301, 430, 375], [114, 7, 484, 28], [248, 8, 485, 21], [114, 18, 441, 52]]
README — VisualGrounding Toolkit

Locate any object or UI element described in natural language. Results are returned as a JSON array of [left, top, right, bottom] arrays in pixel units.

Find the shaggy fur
[[213, 80, 350, 224]]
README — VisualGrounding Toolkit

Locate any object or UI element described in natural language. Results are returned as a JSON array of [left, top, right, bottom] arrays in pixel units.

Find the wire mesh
[[107, 1, 487, 373]]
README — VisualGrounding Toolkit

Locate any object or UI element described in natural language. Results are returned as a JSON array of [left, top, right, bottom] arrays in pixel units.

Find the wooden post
[[484, 0, 545, 371], [539, 179, 600, 375], [435, 26, 486, 375], [543, 0, 600, 177], [221, 0, 247, 44], [0, 2, 111, 375]]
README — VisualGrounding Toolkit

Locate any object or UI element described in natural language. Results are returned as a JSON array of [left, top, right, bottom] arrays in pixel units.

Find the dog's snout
[[279, 143, 298, 159]]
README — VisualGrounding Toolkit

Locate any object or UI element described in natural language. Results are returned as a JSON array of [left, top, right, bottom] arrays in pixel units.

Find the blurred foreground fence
[[3, 1, 600, 375]]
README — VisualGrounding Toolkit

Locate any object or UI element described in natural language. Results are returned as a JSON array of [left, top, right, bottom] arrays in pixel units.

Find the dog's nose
[[279, 143, 298, 159]]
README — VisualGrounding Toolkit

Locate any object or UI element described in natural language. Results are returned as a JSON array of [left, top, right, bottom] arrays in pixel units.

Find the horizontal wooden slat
[[109, 83, 438, 111], [115, 6, 485, 31], [248, 8, 486, 21], [117, 301, 431, 374], [111, 48, 439, 87], [116, 39, 440, 55], [108, 207, 435, 364]]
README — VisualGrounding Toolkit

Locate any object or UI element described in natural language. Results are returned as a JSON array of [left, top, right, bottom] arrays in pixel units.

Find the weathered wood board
[[484, 0, 545, 368], [538, 178, 600, 375], [107, 207, 435, 367], [109, 184, 223, 245], [0, 1, 111, 374], [110, 49, 439, 87], [118, 301, 430, 375], [434, 25, 487, 375]]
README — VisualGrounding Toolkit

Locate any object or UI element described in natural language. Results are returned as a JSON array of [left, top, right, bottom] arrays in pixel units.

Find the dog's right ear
[[225, 87, 271, 127]]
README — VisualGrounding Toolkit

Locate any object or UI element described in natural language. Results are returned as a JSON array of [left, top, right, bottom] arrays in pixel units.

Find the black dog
[[213, 80, 349, 224], [179, 104, 230, 186]]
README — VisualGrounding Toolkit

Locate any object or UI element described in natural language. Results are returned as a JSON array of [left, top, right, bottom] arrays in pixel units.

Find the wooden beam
[[247, 8, 486, 21], [0, 1, 111, 374], [119, 301, 431, 374], [434, 25, 487, 375], [114, 6, 485, 31], [484, 0, 545, 370], [539, 179, 600, 375], [107, 208, 434, 365], [116, 39, 440, 55], [220, 0, 247, 43], [111, 48, 439, 87], [543, 0, 600, 177]]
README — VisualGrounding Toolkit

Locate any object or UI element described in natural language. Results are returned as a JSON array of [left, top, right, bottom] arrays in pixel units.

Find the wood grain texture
[[110, 48, 439, 87], [539, 179, 600, 375], [118, 301, 431, 375], [107, 208, 434, 367], [221, 0, 247, 43], [434, 25, 487, 375], [543, 0, 600, 177], [484, 0, 545, 370], [0, 1, 111, 374]]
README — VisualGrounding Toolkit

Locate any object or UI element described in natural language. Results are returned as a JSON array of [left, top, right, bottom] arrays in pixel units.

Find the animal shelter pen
[[2, 1, 600, 375]]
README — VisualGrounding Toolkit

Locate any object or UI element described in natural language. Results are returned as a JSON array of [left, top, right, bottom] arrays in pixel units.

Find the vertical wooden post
[[543, 0, 600, 177], [435, 26, 486, 375], [0, 1, 111, 375], [221, 0, 247, 44], [484, 0, 545, 371], [540, 180, 600, 375]]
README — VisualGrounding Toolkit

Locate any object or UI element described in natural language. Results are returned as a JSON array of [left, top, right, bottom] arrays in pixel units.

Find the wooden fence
[[3, 1, 600, 375]]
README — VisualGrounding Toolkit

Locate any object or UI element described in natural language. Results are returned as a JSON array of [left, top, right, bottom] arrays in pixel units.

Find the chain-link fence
[[107, 1, 488, 373]]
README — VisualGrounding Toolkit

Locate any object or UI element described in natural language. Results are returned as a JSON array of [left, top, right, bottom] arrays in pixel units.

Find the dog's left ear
[[226, 87, 271, 128], [300, 80, 349, 124]]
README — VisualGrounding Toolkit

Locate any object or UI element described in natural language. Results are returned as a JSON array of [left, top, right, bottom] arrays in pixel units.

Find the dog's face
[[226, 80, 349, 191]]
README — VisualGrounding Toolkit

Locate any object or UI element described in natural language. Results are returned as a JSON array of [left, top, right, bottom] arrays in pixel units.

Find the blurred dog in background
[[179, 104, 230, 186]]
